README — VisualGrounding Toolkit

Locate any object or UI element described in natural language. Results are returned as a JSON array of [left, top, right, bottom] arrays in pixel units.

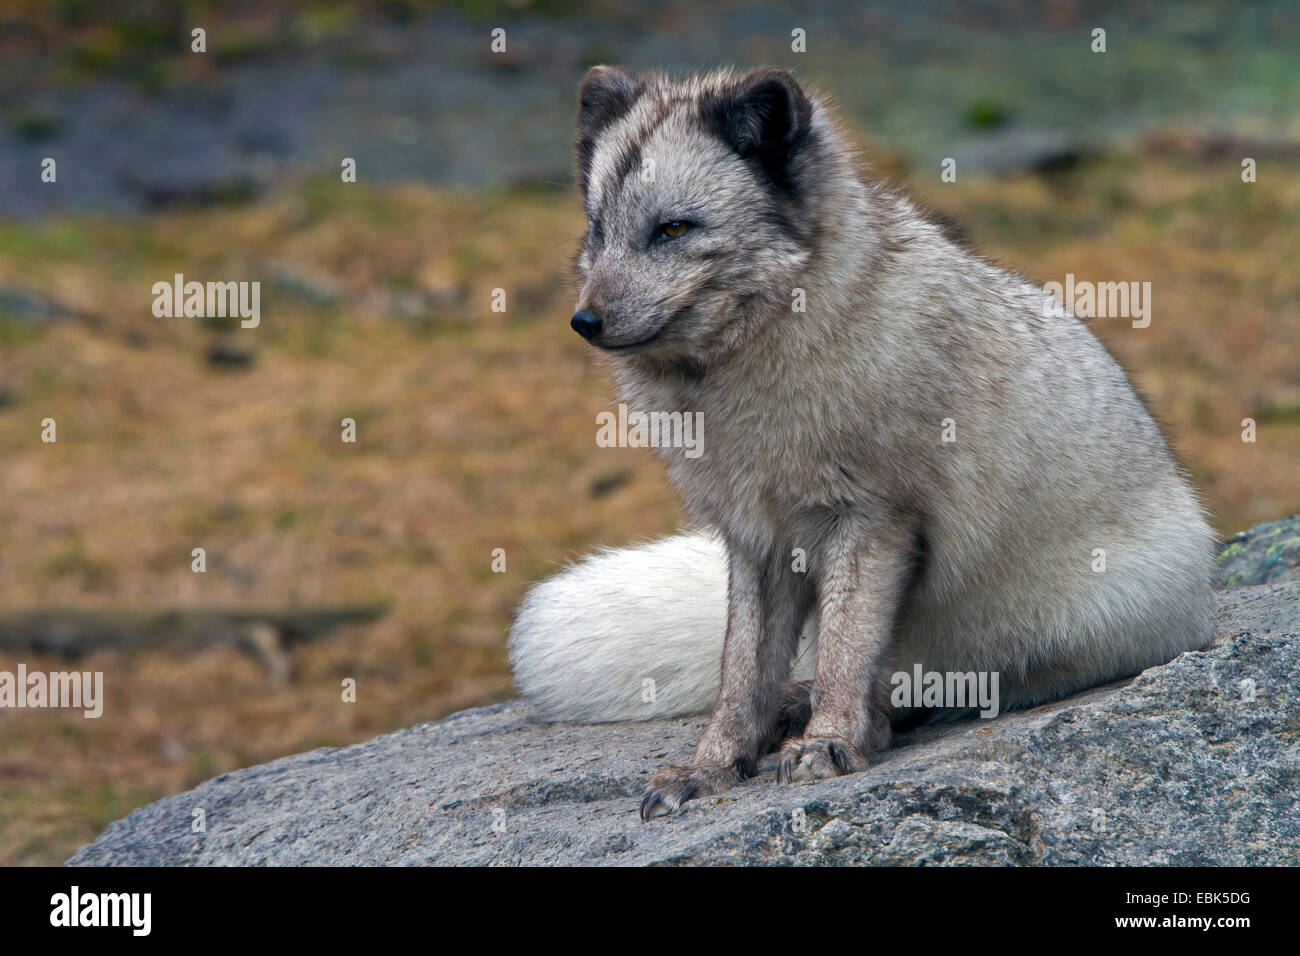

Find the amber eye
[[660, 221, 688, 239]]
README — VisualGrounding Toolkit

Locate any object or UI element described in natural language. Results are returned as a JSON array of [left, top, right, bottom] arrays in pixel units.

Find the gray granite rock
[[68, 578, 1299, 866], [1218, 515, 1300, 588]]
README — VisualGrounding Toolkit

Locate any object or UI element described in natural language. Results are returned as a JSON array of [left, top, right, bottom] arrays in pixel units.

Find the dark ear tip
[[731, 68, 813, 129], [744, 67, 800, 85], [577, 65, 641, 121], [739, 68, 805, 98], [580, 64, 635, 92]]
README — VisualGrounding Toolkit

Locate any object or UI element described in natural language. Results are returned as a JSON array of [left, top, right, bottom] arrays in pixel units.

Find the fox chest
[[659, 409, 856, 544], [627, 368, 889, 543]]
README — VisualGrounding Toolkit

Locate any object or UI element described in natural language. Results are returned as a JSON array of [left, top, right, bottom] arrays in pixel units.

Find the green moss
[[1217, 516, 1300, 586], [0, 221, 94, 260], [6, 110, 64, 143], [1257, 405, 1300, 425], [965, 98, 1011, 130], [0, 314, 43, 344]]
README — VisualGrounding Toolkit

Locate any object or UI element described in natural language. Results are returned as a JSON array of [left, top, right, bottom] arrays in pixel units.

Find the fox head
[[570, 67, 842, 366]]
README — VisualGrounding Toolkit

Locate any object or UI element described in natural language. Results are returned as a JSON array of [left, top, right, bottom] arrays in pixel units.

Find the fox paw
[[640, 762, 748, 821], [776, 736, 869, 783]]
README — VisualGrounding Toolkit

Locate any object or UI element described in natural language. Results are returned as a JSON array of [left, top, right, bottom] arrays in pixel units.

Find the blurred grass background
[[1, 1, 1297, 864]]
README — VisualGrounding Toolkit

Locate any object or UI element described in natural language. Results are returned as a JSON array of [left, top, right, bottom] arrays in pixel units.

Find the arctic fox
[[509, 67, 1215, 819]]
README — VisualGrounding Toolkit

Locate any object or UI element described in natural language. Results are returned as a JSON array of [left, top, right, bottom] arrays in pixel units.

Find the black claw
[[641, 775, 703, 820], [640, 791, 662, 822], [777, 757, 793, 784], [828, 742, 848, 774]]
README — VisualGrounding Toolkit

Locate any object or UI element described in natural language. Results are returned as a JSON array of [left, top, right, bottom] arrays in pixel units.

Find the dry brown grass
[[1, 142, 1296, 864]]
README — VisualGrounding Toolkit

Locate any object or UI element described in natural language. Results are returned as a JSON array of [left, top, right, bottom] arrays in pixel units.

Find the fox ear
[[578, 66, 641, 137], [705, 69, 814, 192], [576, 66, 641, 193]]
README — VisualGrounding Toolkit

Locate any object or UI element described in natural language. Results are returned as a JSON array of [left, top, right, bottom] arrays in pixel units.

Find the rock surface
[[69, 576, 1299, 866], [1218, 515, 1300, 588]]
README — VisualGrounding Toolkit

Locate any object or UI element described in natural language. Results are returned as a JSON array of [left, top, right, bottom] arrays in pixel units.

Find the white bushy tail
[[509, 532, 726, 721], [509, 532, 816, 722]]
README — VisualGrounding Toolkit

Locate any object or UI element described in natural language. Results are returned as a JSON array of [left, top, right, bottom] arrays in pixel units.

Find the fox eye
[[658, 220, 689, 240], [590, 220, 604, 241]]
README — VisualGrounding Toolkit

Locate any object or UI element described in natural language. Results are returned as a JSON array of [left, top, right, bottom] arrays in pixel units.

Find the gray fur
[[509, 67, 1215, 819]]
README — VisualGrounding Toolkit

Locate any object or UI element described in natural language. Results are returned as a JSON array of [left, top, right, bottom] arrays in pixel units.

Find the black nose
[[571, 310, 603, 341]]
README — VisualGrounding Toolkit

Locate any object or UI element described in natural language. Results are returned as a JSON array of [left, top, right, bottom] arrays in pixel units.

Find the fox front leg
[[777, 517, 915, 783], [641, 548, 805, 820]]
